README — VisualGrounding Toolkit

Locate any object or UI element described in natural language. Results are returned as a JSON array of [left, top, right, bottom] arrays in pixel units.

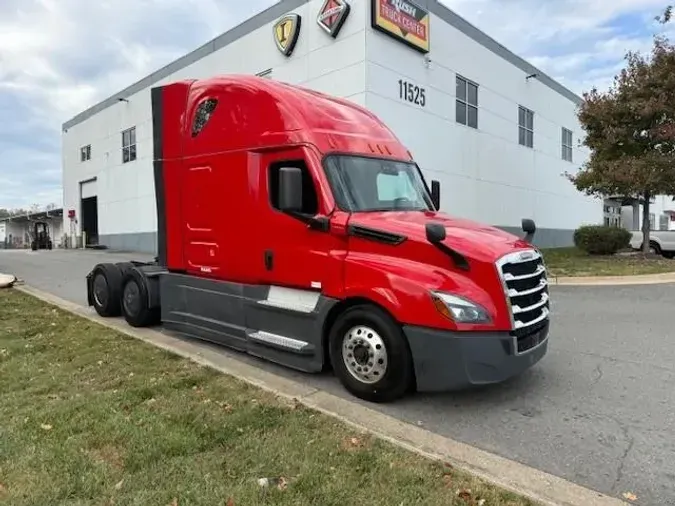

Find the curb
[[549, 271, 675, 286], [14, 284, 627, 506]]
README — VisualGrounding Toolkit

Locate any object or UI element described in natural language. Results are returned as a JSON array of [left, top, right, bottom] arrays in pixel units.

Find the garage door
[[80, 178, 97, 199]]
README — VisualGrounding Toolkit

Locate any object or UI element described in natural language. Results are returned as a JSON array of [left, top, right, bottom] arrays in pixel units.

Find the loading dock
[[80, 178, 99, 247]]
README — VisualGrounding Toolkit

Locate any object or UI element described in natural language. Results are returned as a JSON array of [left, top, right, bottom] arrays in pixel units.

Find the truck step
[[247, 330, 315, 355]]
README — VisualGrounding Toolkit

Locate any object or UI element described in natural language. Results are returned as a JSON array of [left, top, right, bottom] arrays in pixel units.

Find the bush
[[573, 225, 631, 255]]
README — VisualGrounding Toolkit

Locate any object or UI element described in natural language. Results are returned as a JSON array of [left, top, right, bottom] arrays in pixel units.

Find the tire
[[650, 241, 662, 256], [120, 270, 160, 328], [115, 262, 135, 279], [47, 241, 53, 250], [31, 241, 37, 251], [639, 242, 662, 255], [91, 264, 123, 317], [328, 304, 413, 403]]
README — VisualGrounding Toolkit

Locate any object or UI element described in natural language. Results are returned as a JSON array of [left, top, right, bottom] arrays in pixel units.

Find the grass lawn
[[541, 247, 675, 277], [0, 289, 532, 506]]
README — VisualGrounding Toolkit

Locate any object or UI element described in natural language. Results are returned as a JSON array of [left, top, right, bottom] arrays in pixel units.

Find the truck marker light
[[430, 292, 491, 324]]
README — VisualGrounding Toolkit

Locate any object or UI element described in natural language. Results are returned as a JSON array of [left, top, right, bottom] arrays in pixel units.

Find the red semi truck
[[86, 75, 550, 403]]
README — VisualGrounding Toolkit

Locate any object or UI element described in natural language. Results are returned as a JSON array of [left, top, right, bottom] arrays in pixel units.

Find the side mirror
[[522, 218, 536, 243], [278, 167, 303, 212], [425, 222, 446, 244], [430, 180, 441, 210]]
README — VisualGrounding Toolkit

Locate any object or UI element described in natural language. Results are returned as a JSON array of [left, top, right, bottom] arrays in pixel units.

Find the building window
[[122, 127, 137, 163], [518, 106, 534, 148], [80, 145, 91, 162], [659, 214, 669, 230], [456, 76, 478, 129], [562, 127, 573, 162]]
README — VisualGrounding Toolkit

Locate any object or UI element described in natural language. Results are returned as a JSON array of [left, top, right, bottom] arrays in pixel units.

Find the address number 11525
[[398, 79, 426, 107]]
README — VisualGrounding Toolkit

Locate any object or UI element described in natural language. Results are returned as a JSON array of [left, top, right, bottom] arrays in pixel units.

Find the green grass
[[0, 290, 533, 506], [541, 247, 675, 277]]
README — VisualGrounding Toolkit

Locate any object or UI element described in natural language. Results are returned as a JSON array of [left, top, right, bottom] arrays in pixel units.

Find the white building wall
[[62, 0, 603, 252], [62, 0, 368, 252], [364, 1, 599, 247]]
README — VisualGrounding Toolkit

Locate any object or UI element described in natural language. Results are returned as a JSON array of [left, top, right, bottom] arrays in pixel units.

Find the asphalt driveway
[[1, 248, 673, 505]]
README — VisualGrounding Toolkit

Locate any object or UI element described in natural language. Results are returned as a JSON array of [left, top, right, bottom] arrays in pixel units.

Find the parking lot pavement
[[2, 248, 674, 505]]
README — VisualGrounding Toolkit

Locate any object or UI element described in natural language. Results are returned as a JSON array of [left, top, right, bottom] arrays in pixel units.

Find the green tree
[[568, 7, 675, 253]]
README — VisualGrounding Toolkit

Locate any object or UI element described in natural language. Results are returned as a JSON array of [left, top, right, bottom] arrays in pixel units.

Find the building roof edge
[[62, 0, 583, 131]]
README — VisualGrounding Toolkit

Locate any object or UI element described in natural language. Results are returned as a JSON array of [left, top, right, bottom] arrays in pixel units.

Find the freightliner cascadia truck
[[86, 75, 550, 403]]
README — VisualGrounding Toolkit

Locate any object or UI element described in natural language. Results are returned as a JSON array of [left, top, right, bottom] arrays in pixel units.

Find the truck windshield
[[323, 155, 434, 212]]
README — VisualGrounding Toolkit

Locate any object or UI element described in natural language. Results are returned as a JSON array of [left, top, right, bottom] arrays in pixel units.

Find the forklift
[[30, 221, 53, 251]]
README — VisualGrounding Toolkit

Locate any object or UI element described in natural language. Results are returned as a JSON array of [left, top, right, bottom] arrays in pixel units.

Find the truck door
[[182, 164, 221, 276], [257, 148, 345, 297]]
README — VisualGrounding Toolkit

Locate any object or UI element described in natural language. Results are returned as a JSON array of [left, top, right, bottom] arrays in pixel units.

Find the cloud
[[441, 0, 675, 93], [0, 0, 673, 210], [0, 0, 279, 210]]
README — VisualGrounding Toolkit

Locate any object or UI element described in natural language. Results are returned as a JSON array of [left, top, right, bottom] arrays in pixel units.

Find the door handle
[[264, 250, 274, 271]]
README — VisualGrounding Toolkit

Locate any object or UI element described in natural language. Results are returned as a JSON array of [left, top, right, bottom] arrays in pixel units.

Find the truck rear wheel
[[328, 304, 413, 403], [91, 263, 123, 317], [120, 270, 160, 328]]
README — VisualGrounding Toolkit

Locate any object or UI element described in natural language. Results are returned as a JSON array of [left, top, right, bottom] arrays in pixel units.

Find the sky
[[0, 0, 673, 210]]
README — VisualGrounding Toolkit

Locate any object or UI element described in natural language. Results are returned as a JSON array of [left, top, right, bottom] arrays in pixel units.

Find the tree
[[568, 7, 675, 254]]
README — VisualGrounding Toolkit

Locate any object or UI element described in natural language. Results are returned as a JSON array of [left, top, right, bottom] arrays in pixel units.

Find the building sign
[[273, 13, 302, 56], [317, 0, 351, 38], [371, 0, 429, 53]]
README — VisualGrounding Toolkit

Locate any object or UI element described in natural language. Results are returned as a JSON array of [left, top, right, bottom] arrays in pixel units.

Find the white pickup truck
[[630, 230, 675, 258]]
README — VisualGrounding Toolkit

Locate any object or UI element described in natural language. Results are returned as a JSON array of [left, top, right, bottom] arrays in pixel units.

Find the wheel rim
[[342, 325, 388, 384], [122, 280, 141, 317], [93, 273, 108, 307]]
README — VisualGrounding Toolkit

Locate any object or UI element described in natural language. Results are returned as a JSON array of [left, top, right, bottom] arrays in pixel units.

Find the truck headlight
[[430, 292, 491, 324]]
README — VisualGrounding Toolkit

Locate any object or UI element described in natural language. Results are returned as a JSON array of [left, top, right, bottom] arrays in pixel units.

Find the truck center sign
[[371, 0, 430, 53]]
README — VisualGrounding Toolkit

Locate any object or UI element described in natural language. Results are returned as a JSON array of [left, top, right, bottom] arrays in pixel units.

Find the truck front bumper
[[403, 320, 549, 392]]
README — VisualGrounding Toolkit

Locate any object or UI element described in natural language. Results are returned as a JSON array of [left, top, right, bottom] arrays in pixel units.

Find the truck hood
[[349, 211, 533, 263]]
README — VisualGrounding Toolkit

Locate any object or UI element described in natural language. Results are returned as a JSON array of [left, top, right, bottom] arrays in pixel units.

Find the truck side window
[[268, 160, 318, 215], [191, 98, 218, 137]]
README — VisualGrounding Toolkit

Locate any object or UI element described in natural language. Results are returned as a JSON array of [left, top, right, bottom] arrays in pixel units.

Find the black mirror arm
[[285, 210, 330, 232]]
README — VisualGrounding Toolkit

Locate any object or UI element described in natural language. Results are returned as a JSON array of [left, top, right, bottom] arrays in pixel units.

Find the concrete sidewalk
[[551, 271, 675, 286]]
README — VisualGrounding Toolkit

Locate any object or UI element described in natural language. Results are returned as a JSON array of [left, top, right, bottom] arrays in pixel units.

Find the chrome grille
[[496, 249, 550, 332]]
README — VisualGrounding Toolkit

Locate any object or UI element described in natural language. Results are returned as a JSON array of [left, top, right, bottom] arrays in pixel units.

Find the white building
[[61, 0, 602, 253]]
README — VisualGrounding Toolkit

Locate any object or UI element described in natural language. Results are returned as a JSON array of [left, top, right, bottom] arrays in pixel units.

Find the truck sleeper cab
[[86, 75, 550, 403]]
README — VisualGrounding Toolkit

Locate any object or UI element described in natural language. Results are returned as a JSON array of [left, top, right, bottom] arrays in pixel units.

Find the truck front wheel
[[328, 304, 413, 403]]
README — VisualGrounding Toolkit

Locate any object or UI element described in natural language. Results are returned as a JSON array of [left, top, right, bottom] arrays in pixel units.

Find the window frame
[[455, 75, 478, 129], [518, 106, 534, 148], [80, 144, 91, 162], [561, 127, 573, 162], [122, 126, 137, 164]]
